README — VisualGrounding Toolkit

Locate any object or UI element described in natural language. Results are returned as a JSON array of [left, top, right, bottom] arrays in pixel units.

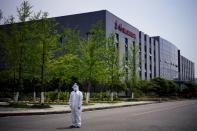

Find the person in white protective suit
[[69, 83, 83, 128]]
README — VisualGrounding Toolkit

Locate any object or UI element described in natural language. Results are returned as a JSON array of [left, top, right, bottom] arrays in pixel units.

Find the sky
[[0, 0, 197, 76]]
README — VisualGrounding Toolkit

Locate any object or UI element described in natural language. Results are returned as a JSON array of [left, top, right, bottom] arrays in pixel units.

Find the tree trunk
[[14, 92, 19, 103], [110, 92, 114, 101], [33, 91, 36, 102], [40, 40, 45, 105], [99, 92, 102, 100], [131, 92, 134, 99], [66, 91, 70, 104], [86, 92, 90, 104], [114, 92, 118, 99], [57, 92, 60, 103], [86, 81, 91, 104], [57, 81, 61, 103], [41, 92, 44, 104]]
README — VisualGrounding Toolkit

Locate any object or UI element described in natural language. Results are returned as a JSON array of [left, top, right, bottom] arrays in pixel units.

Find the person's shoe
[[75, 126, 81, 128], [69, 125, 75, 128]]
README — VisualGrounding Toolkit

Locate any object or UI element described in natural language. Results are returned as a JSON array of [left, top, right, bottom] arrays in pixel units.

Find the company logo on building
[[115, 20, 136, 39]]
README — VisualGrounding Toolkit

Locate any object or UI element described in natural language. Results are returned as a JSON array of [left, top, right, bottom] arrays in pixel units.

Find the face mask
[[73, 87, 77, 92]]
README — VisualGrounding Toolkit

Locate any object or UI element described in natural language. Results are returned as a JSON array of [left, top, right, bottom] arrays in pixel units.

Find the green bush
[[134, 89, 145, 98], [59, 92, 68, 101], [45, 92, 57, 101]]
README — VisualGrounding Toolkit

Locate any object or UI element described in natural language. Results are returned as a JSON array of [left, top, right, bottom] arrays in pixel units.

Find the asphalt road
[[0, 100, 197, 131]]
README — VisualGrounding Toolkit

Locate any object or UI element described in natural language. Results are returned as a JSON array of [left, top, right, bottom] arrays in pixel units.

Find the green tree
[[182, 81, 197, 97], [48, 28, 80, 102], [34, 12, 58, 104], [0, 1, 33, 102], [103, 34, 124, 101], [167, 80, 179, 96], [124, 40, 139, 98], [137, 80, 159, 96], [151, 77, 170, 97], [79, 21, 106, 104]]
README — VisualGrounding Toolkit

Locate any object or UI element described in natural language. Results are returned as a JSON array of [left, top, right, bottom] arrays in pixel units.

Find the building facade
[[0, 10, 195, 82], [153, 36, 179, 80], [54, 10, 161, 81], [139, 32, 160, 80], [179, 55, 195, 82]]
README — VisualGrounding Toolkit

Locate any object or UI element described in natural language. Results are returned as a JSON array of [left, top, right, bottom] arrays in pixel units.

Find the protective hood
[[72, 83, 79, 91]]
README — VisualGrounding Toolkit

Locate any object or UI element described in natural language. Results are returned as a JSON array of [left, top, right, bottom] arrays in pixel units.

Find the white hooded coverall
[[69, 83, 83, 127]]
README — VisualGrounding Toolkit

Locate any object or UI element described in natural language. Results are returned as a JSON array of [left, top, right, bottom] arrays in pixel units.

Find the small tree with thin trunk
[[79, 21, 106, 104], [103, 34, 124, 101], [1, 1, 33, 103], [124, 40, 139, 98], [35, 13, 58, 104], [48, 28, 80, 103]]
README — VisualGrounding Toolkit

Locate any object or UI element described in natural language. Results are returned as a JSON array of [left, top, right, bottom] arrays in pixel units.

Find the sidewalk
[[0, 101, 157, 117]]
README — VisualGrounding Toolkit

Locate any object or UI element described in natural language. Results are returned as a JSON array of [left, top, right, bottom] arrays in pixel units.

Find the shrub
[[45, 92, 57, 101]]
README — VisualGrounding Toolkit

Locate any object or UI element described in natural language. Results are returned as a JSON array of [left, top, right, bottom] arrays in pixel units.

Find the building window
[[115, 33, 119, 42], [133, 41, 135, 47], [139, 71, 142, 79], [154, 66, 156, 77], [139, 32, 141, 39], [139, 42, 141, 51], [149, 47, 152, 54], [125, 38, 128, 60], [150, 64, 152, 71], [125, 37, 128, 44]]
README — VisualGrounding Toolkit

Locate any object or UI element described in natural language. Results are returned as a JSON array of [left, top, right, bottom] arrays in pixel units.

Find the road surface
[[0, 100, 197, 131]]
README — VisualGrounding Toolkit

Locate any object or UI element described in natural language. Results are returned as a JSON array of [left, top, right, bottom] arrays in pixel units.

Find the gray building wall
[[180, 55, 195, 82], [105, 11, 139, 80], [153, 36, 179, 80], [54, 10, 106, 38], [139, 32, 159, 80]]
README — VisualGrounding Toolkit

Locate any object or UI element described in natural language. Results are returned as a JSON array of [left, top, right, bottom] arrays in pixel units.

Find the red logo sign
[[115, 20, 136, 38]]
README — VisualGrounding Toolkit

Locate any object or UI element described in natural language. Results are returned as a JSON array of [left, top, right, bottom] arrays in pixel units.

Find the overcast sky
[[0, 0, 197, 76]]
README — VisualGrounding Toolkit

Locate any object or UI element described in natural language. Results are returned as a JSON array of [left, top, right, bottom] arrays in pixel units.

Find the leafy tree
[[48, 28, 80, 102], [0, 1, 33, 102], [167, 80, 179, 96], [124, 40, 139, 98], [151, 77, 179, 97], [79, 21, 106, 104], [138, 80, 157, 96], [1, 1, 58, 104], [103, 34, 125, 101], [34, 12, 58, 104], [182, 81, 197, 97], [1, 16, 19, 102]]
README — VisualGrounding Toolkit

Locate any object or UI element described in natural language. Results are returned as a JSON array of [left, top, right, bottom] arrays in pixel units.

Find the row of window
[[116, 32, 159, 80]]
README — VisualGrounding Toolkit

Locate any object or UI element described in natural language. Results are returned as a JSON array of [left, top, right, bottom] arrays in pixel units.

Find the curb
[[0, 102, 157, 117]]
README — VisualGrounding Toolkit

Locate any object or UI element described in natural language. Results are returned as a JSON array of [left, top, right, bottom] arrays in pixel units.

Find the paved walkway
[[0, 101, 156, 117]]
